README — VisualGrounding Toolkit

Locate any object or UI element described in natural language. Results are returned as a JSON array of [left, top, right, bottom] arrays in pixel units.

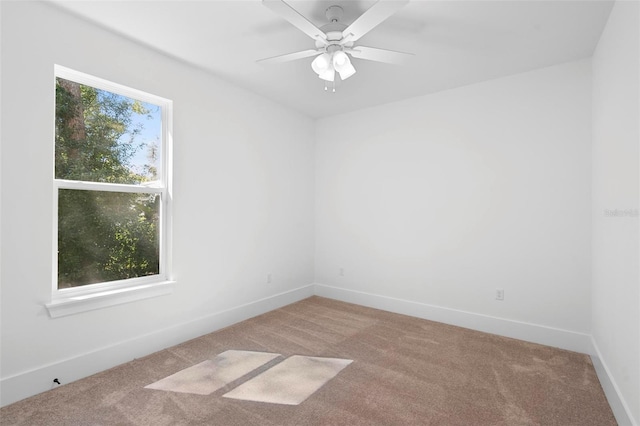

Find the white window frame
[[46, 65, 174, 318]]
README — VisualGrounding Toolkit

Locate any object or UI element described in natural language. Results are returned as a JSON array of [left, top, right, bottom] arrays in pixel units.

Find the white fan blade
[[262, 0, 327, 43], [347, 46, 413, 65], [258, 49, 320, 65], [342, 0, 409, 42]]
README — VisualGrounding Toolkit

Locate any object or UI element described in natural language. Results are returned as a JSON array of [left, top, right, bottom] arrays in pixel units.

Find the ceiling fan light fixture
[[332, 51, 356, 80], [332, 51, 349, 68], [311, 52, 332, 75]]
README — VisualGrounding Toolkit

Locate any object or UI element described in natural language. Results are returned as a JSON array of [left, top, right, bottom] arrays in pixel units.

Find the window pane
[[55, 77, 162, 184], [58, 189, 160, 289]]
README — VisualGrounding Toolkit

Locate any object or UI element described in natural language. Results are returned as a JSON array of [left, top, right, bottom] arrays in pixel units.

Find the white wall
[[316, 60, 593, 345], [592, 0, 640, 424], [0, 1, 315, 406]]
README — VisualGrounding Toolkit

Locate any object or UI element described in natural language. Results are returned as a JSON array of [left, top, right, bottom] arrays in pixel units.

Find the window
[[47, 66, 173, 317]]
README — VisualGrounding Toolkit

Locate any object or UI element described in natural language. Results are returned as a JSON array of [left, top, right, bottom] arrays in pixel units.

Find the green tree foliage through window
[[55, 77, 162, 288]]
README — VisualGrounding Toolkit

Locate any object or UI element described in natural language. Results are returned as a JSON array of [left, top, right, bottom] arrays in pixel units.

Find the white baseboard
[[313, 283, 592, 353], [590, 338, 637, 426], [0, 284, 314, 407]]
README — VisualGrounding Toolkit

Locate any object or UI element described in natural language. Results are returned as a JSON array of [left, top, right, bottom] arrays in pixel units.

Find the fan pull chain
[[323, 81, 337, 93]]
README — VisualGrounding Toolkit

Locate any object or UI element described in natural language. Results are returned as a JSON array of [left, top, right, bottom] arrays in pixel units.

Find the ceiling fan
[[259, 0, 413, 89]]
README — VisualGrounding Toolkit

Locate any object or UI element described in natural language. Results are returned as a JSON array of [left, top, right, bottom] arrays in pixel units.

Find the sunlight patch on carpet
[[223, 355, 353, 405], [144, 350, 280, 395]]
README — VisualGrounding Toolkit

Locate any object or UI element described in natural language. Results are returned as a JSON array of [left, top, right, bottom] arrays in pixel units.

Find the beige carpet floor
[[0, 296, 616, 425]]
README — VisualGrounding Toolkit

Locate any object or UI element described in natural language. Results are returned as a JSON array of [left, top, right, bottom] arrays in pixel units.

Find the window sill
[[46, 281, 175, 318]]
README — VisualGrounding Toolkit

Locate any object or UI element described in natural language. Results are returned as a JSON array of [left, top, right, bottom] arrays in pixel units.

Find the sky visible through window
[[114, 94, 162, 181]]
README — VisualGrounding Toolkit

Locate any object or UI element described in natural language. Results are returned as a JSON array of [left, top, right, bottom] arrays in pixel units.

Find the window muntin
[[53, 66, 172, 297]]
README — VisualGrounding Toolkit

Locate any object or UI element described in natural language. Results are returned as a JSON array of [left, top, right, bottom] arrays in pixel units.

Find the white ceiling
[[51, 0, 614, 119]]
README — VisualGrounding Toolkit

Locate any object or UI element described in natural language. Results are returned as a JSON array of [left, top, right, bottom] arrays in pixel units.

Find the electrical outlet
[[496, 289, 504, 301], [267, 273, 272, 284], [339, 267, 344, 277]]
